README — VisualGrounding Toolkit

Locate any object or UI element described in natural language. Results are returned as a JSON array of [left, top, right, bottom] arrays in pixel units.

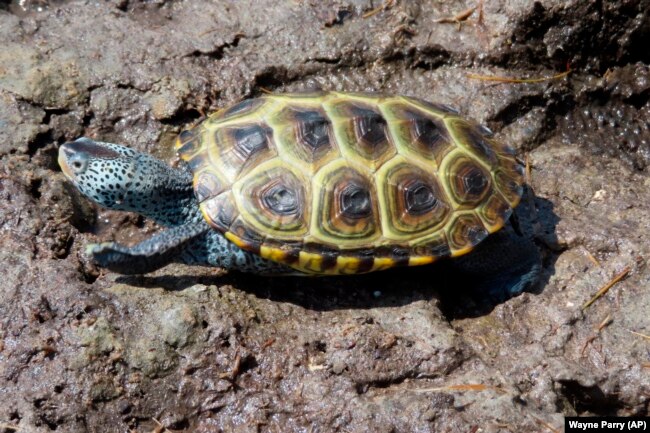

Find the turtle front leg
[[87, 222, 211, 274], [88, 220, 297, 275]]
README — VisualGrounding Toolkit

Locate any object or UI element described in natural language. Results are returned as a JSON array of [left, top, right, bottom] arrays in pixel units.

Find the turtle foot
[[86, 242, 144, 274], [452, 228, 542, 303]]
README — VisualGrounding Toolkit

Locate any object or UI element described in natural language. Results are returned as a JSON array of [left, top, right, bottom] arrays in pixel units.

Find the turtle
[[58, 91, 541, 297]]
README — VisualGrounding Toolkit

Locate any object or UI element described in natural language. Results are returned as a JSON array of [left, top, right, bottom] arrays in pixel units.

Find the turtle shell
[[176, 92, 524, 275]]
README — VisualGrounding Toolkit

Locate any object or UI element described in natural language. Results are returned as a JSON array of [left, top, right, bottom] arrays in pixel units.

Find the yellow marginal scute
[[336, 256, 361, 274], [224, 232, 252, 251], [260, 245, 291, 263], [199, 202, 215, 226], [298, 251, 325, 273], [408, 256, 436, 267], [449, 244, 475, 258], [371, 257, 397, 272]]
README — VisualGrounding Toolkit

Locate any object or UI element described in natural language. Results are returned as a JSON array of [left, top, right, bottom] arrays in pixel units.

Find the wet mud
[[0, 0, 649, 432]]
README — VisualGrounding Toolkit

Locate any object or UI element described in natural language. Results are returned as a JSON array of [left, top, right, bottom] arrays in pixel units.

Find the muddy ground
[[1, 0, 649, 432]]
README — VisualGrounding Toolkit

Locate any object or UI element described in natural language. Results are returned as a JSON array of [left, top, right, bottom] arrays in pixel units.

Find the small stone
[[159, 304, 198, 348], [331, 360, 346, 375], [591, 189, 607, 202], [422, 409, 437, 421]]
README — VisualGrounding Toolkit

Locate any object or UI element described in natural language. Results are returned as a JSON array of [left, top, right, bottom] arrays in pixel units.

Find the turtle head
[[58, 138, 145, 211], [59, 138, 196, 226]]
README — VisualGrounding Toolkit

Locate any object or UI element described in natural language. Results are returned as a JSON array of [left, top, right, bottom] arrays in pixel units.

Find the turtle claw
[[85, 242, 117, 256], [85, 242, 135, 272]]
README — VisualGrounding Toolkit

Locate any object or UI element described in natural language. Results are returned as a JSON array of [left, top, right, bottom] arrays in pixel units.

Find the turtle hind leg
[[88, 222, 211, 275], [452, 228, 542, 302], [193, 230, 299, 275]]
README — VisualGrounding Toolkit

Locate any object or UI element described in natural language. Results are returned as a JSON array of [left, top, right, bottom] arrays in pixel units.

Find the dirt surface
[[1, 0, 649, 431]]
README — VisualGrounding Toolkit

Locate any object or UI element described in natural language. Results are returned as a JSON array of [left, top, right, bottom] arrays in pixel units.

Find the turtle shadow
[[117, 194, 560, 319], [117, 265, 457, 311], [438, 194, 561, 319]]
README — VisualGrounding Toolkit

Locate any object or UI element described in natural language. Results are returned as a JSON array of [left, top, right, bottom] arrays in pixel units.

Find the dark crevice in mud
[[624, 89, 650, 110], [73, 304, 95, 321], [159, 108, 203, 128], [558, 380, 627, 416], [167, 418, 190, 430], [82, 111, 95, 128], [354, 371, 418, 394], [238, 354, 258, 375], [379, 48, 417, 66], [312, 340, 327, 352], [185, 33, 245, 60], [411, 46, 454, 70], [306, 56, 342, 65], [28, 130, 55, 158], [34, 295, 56, 322], [622, 17, 650, 65], [42, 144, 65, 171], [113, 0, 128, 12], [492, 95, 547, 128], [114, 83, 131, 90], [253, 66, 291, 93], [79, 263, 100, 284], [28, 107, 72, 160], [43, 108, 70, 124], [29, 177, 43, 200], [38, 416, 60, 431]]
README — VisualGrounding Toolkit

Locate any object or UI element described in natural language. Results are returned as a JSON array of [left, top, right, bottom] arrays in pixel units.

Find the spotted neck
[[118, 155, 201, 227]]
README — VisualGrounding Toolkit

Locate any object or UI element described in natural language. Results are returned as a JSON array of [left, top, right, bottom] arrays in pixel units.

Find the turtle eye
[[68, 154, 88, 174]]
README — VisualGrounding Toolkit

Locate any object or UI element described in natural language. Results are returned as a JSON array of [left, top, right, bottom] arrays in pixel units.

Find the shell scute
[[194, 171, 226, 202], [324, 97, 396, 171], [201, 191, 239, 233], [210, 97, 267, 123], [234, 161, 310, 238], [211, 122, 277, 180], [176, 129, 201, 156], [445, 118, 499, 166], [377, 156, 451, 240], [444, 153, 493, 208], [269, 104, 339, 172], [447, 213, 490, 256], [401, 95, 460, 116], [382, 100, 454, 167], [310, 159, 381, 246], [410, 232, 451, 257]]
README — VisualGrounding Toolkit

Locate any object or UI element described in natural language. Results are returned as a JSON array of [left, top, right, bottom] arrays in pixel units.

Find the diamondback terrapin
[[58, 92, 540, 296]]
